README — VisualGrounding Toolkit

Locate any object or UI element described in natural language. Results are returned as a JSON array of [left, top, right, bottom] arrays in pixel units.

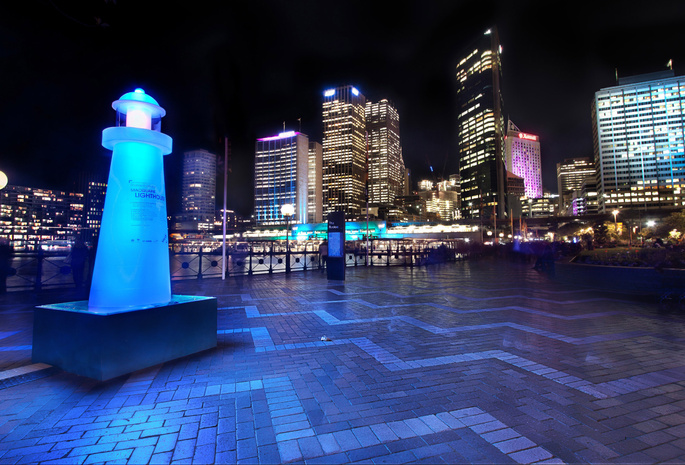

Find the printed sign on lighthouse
[[89, 88, 173, 310]]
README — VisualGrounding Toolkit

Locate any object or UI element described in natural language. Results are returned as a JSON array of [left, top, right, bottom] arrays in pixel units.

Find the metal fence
[[170, 239, 467, 281], [2, 239, 468, 292], [3, 251, 85, 292]]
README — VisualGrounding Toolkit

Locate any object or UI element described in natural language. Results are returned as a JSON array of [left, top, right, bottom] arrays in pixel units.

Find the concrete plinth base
[[32, 295, 217, 381]]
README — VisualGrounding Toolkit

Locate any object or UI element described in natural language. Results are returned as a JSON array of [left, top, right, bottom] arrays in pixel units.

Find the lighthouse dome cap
[[112, 88, 166, 118], [119, 88, 160, 105]]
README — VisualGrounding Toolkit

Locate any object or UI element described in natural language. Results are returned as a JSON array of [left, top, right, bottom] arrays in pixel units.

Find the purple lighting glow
[[257, 131, 298, 141]]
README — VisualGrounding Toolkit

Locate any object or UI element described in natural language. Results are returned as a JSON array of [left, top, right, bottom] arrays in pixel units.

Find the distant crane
[[423, 152, 451, 184]]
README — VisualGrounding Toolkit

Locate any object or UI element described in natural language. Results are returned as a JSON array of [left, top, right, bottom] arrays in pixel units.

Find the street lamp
[[281, 203, 295, 274], [612, 209, 619, 229]]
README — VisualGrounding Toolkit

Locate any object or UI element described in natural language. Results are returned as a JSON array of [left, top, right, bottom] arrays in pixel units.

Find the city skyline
[[2, 1, 685, 217]]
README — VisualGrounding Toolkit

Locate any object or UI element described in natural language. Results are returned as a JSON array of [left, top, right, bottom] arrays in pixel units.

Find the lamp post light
[[281, 203, 295, 274], [612, 209, 619, 239]]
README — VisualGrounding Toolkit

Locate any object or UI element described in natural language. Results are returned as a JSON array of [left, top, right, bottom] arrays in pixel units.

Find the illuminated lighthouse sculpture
[[32, 88, 216, 381], [89, 88, 173, 310]]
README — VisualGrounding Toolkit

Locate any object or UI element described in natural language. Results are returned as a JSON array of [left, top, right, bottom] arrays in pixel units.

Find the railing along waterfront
[[3, 250, 87, 292], [170, 239, 467, 281], [2, 239, 468, 291]]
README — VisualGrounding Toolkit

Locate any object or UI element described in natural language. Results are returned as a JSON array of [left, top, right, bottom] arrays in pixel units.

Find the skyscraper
[[307, 141, 323, 224], [593, 70, 685, 212], [182, 149, 217, 224], [504, 121, 542, 199], [254, 131, 309, 225], [322, 85, 367, 218], [365, 99, 404, 208], [456, 27, 506, 219], [556, 157, 595, 214]]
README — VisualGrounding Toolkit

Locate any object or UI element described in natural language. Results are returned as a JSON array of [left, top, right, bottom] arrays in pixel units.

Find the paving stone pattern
[[1, 259, 685, 463]]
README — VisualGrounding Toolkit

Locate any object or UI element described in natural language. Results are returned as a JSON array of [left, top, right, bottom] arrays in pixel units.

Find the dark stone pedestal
[[32, 295, 217, 381]]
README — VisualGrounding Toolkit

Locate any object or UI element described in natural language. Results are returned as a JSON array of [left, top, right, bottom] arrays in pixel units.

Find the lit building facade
[[418, 175, 460, 220], [365, 99, 404, 207], [456, 27, 506, 220], [86, 181, 107, 240], [182, 149, 217, 224], [307, 141, 323, 224], [556, 157, 596, 214], [504, 121, 542, 199], [522, 191, 558, 217], [254, 131, 309, 226], [592, 70, 685, 212], [322, 85, 367, 218], [0, 185, 84, 250], [569, 180, 599, 216]]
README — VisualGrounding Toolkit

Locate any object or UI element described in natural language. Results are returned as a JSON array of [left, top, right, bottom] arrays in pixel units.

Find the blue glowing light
[[351, 87, 359, 96], [324, 89, 335, 97], [89, 90, 173, 312]]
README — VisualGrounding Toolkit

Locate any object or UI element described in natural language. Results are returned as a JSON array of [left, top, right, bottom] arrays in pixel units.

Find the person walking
[[319, 240, 328, 270], [69, 239, 88, 289], [0, 238, 12, 294]]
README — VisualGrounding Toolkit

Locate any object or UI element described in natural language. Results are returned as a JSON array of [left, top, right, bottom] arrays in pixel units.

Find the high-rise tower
[[504, 121, 542, 199], [322, 85, 367, 218], [456, 27, 506, 219], [254, 131, 309, 225], [307, 141, 323, 224], [592, 70, 685, 212], [556, 157, 595, 214], [365, 99, 404, 208], [182, 149, 217, 224]]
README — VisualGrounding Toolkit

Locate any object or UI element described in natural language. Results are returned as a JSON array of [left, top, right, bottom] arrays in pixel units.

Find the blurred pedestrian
[[319, 240, 328, 270], [69, 239, 88, 288], [0, 238, 12, 294]]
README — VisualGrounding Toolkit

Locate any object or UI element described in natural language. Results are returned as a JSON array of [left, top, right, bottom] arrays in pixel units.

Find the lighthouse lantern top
[[112, 88, 165, 132]]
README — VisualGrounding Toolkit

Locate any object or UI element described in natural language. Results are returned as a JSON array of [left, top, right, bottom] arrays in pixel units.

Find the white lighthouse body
[[88, 89, 173, 311]]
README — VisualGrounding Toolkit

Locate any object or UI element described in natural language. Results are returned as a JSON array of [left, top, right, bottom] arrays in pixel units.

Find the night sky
[[2, 1, 685, 217]]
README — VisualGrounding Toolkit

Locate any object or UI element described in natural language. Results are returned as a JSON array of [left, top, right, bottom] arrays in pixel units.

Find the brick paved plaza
[[1, 258, 685, 464]]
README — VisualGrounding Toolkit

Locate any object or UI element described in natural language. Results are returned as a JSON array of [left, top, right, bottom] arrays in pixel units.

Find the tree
[[593, 221, 609, 246], [556, 221, 585, 239], [655, 210, 685, 243]]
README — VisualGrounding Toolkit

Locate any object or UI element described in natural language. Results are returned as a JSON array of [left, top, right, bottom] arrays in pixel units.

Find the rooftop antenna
[[667, 59, 673, 70]]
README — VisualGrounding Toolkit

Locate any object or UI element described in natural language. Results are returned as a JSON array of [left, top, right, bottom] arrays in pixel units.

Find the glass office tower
[[556, 157, 596, 214], [322, 85, 367, 218], [307, 141, 323, 224], [365, 99, 404, 207], [182, 149, 217, 223], [254, 131, 309, 226], [504, 121, 542, 200], [456, 27, 506, 219], [593, 70, 685, 212]]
